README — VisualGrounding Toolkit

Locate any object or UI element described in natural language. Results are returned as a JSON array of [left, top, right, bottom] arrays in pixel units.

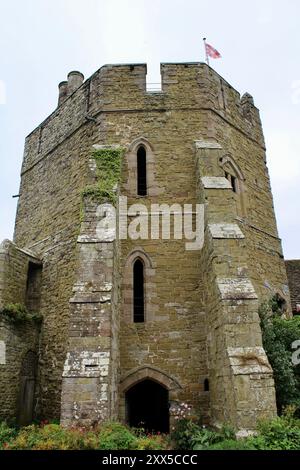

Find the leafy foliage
[[0, 422, 170, 450], [0, 422, 18, 449], [207, 439, 256, 450], [0, 303, 43, 325], [97, 422, 138, 450], [170, 418, 203, 450], [259, 299, 300, 413], [248, 409, 300, 450], [171, 417, 235, 450], [2, 414, 300, 450]]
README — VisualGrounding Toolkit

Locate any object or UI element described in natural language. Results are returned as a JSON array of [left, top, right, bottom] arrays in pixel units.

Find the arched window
[[224, 171, 238, 194], [204, 378, 209, 392], [137, 146, 147, 196], [133, 259, 145, 322], [220, 155, 246, 216], [124, 248, 155, 323]]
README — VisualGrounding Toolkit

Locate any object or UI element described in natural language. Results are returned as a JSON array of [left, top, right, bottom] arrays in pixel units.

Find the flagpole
[[203, 37, 210, 66]]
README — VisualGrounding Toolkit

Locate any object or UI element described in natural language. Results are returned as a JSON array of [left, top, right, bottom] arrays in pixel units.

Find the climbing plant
[[81, 147, 124, 205], [259, 298, 300, 414], [0, 303, 43, 325]]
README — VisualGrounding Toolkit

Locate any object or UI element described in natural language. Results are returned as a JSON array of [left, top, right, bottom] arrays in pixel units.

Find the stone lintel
[[217, 278, 258, 300], [195, 140, 222, 149], [69, 293, 111, 303], [209, 223, 245, 239], [92, 144, 122, 150], [201, 177, 232, 189]]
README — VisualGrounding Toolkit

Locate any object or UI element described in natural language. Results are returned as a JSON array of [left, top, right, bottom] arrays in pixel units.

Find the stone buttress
[[195, 140, 277, 433]]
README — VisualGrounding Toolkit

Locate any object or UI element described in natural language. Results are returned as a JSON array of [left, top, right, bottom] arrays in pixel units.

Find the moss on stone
[[81, 147, 124, 205], [0, 303, 43, 325]]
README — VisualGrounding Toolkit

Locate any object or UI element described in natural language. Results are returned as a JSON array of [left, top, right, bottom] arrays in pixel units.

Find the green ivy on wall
[[0, 303, 43, 325], [81, 147, 124, 205]]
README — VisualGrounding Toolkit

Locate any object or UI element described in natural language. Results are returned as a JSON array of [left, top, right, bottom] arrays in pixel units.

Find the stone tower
[[0, 63, 291, 433]]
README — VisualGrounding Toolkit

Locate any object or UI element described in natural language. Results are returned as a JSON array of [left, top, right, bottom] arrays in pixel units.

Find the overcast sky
[[0, 0, 299, 258]]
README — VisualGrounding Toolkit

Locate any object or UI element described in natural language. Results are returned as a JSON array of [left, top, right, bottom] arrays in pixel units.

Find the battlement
[[21, 62, 264, 174]]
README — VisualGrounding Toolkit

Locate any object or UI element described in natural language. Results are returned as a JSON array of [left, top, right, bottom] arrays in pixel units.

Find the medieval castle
[[0, 62, 298, 434]]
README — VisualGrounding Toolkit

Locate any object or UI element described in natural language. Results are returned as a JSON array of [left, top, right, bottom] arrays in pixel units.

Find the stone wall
[[0, 319, 40, 423], [0, 240, 41, 423], [285, 260, 300, 314], [0, 240, 41, 309]]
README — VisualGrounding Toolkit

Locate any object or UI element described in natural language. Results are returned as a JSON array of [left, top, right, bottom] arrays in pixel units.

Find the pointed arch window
[[220, 155, 246, 216], [137, 146, 147, 196], [133, 259, 145, 322]]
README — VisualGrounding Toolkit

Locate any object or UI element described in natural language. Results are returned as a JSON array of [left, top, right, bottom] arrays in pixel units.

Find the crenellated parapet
[[21, 63, 265, 175]]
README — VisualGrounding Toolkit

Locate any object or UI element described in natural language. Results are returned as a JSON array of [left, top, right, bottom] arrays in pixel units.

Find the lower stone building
[[285, 261, 300, 315], [0, 62, 297, 433]]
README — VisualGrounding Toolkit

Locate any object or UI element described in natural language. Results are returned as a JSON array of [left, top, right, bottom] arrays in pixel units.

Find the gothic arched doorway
[[125, 379, 169, 433]]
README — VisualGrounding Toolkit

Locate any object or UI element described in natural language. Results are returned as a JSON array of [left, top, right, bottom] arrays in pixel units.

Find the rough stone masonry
[[0, 63, 294, 433]]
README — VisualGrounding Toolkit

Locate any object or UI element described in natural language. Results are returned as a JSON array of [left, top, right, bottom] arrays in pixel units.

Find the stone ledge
[[72, 282, 112, 293], [195, 140, 222, 149], [217, 278, 258, 300], [227, 347, 272, 375], [201, 177, 232, 189], [0, 340, 5, 365], [77, 235, 115, 243], [92, 144, 122, 150], [62, 351, 110, 378], [209, 223, 245, 239]]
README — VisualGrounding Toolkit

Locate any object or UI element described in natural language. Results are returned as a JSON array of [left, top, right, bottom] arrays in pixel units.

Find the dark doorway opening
[[126, 379, 169, 433], [137, 146, 147, 196]]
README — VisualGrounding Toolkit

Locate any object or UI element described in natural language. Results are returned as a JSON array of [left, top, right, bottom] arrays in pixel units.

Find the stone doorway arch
[[119, 366, 182, 432], [126, 379, 169, 433]]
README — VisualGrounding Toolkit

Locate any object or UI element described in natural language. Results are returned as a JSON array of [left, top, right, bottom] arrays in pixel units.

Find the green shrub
[[207, 439, 256, 450], [259, 299, 300, 413], [134, 435, 170, 450], [3, 415, 300, 450], [171, 418, 204, 450], [1, 421, 170, 451], [192, 425, 236, 450], [171, 418, 236, 450], [97, 422, 138, 450], [7, 424, 88, 450], [0, 422, 18, 449], [248, 413, 300, 450]]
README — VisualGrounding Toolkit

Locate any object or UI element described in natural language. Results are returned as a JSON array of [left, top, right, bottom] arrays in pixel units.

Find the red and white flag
[[205, 42, 222, 59]]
